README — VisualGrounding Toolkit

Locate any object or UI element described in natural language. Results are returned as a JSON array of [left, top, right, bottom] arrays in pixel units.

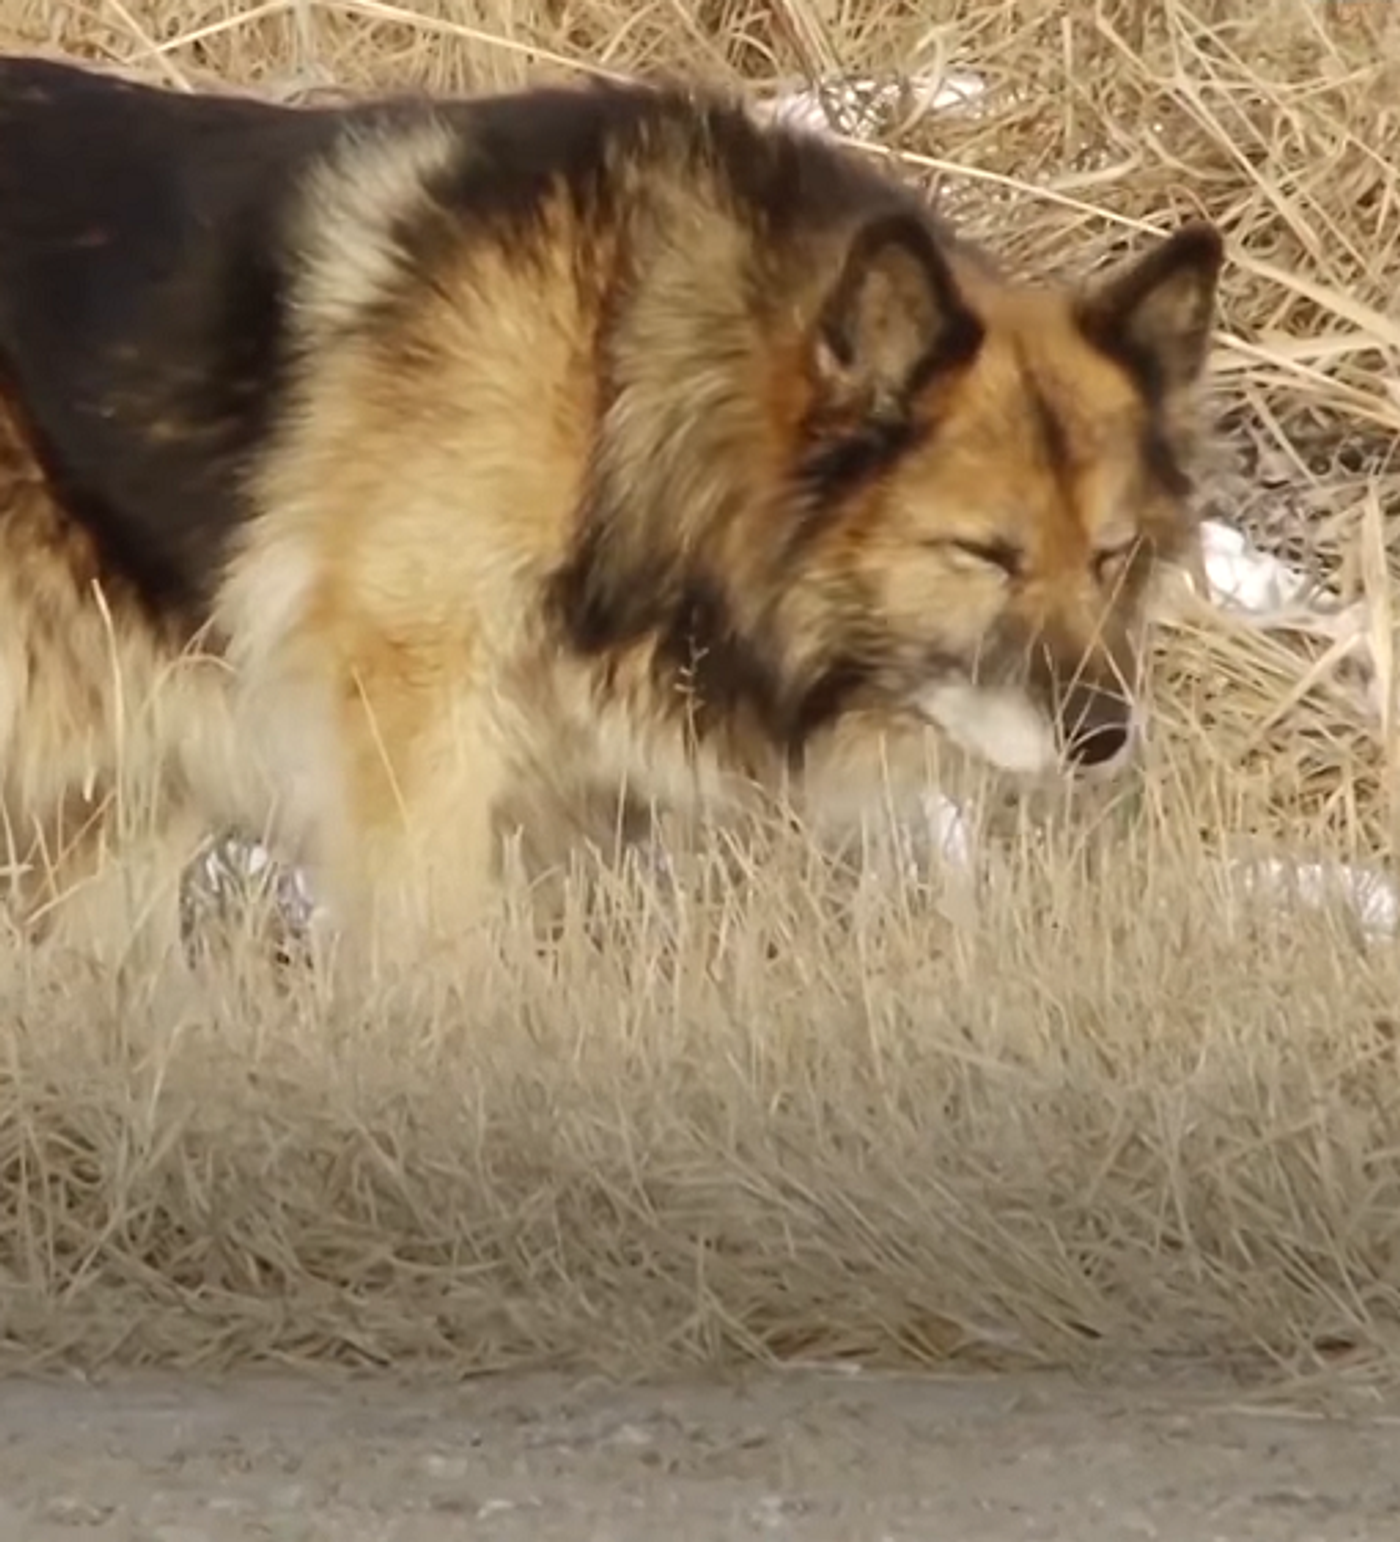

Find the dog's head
[[766, 212, 1223, 779], [549, 108, 1222, 786]]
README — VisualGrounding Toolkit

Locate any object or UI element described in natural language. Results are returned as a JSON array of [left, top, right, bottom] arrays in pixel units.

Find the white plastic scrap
[[1185, 519, 1383, 718], [1224, 856, 1400, 942], [1197, 518, 1319, 617], [920, 790, 980, 927], [180, 832, 321, 958], [758, 69, 987, 139], [923, 790, 975, 871]]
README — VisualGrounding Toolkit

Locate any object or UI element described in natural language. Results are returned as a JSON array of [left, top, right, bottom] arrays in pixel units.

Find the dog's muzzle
[[1055, 680, 1135, 769]]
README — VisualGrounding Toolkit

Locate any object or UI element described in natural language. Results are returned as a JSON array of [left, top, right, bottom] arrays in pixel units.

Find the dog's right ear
[[810, 211, 983, 420]]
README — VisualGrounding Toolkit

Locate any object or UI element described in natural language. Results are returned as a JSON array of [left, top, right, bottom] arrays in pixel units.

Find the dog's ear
[[811, 211, 983, 417], [1076, 222, 1224, 400]]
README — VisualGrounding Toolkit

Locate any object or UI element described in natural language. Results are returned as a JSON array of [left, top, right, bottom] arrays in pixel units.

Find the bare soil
[[4, 1365, 1400, 1540]]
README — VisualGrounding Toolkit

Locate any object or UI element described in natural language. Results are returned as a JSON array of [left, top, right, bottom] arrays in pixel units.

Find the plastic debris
[[1224, 855, 1399, 941], [179, 832, 320, 962], [1197, 518, 1320, 616], [758, 69, 987, 139]]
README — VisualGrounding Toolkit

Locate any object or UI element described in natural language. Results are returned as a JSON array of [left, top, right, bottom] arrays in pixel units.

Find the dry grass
[[1, 0, 1400, 1385]]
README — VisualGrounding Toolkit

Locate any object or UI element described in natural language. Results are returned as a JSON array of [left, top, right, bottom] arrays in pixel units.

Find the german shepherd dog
[[0, 55, 1223, 967]]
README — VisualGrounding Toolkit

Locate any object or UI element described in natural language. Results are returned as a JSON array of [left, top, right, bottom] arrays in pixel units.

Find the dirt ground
[[2, 1364, 1399, 1540]]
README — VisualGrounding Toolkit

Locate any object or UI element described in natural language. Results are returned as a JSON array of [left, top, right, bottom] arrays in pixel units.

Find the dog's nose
[[1059, 684, 1133, 767], [1067, 716, 1130, 766]]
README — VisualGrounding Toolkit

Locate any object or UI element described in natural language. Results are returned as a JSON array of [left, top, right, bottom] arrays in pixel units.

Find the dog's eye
[[1091, 537, 1140, 584], [935, 537, 1023, 577]]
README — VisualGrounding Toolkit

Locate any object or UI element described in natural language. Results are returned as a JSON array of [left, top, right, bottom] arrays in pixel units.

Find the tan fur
[[0, 75, 1224, 972], [0, 394, 220, 954]]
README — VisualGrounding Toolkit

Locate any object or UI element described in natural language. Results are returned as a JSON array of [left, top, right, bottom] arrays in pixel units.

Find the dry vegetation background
[[0, 0, 1399, 1388]]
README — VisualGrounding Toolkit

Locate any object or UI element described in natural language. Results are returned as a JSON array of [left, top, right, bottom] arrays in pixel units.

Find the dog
[[0, 54, 1224, 969]]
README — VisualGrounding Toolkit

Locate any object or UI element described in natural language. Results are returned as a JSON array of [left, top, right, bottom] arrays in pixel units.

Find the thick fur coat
[[0, 56, 1224, 965]]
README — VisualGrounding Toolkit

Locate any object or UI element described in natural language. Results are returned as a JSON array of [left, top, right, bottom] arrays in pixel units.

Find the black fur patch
[[653, 576, 880, 760], [367, 79, 944, 333], [792, 415, 920, 518], [651, 573, 786, 735], [0, 57, 360, 624], [550, 536, 879, 764], [1026, 378, 1072, 485], [1139, 422, 1193, 502]]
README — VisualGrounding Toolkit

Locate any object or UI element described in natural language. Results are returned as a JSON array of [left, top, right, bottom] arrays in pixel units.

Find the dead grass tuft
[[1, 0, 1400, 1384], [6, 799, 1400, 1381]]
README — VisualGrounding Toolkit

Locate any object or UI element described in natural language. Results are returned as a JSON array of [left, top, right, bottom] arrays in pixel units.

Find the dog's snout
[[1058, 681, 1133, 767]]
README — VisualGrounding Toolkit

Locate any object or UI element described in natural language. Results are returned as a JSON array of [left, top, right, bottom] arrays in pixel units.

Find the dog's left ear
[[812, 211, 983, 417], [1076, 221, 1224, 399]]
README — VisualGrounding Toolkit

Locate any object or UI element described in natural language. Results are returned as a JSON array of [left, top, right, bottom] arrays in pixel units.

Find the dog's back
[[0, 57, 445, 624]]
